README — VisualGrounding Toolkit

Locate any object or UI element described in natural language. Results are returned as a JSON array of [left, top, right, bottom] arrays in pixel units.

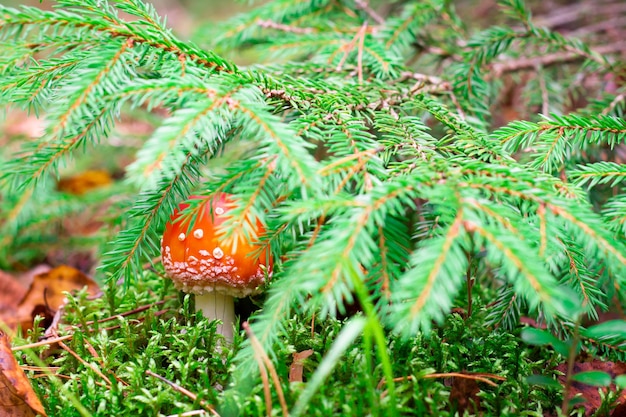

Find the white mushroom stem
[[196, 292, 235, 343]]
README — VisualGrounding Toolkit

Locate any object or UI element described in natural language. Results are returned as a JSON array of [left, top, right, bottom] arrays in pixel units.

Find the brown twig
[[534, 1, 626, 29], [569, 16, 626, 39], [58, 340, 113, 387], [83, 299, 172, 326], [257, 19, 315, 34], [603, 94, 625, 115], [354, 0, 384, 25], [490, 42, 626, 76], [448, 91, 467, 122], [537, 66, 550, 115], [395, 71, 447, 86], [165, 411, 211, 417], [466, 252, 473, 318], [377, 372, 506, 394], [243, 321, 289, 417], [12, 309, 170, 351], [561, 319, 582, 415], [145, 370, 219, 416], [12, 334, 74, 350], [336, 24, 364, 73], [356, 22, 367, 84], [84, 338, 130, 386], [44, 302, 66, 339], [251, 343, 272, 416]]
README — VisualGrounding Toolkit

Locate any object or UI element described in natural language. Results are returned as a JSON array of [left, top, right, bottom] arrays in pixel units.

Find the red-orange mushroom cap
[[161, 194, 272, 297]]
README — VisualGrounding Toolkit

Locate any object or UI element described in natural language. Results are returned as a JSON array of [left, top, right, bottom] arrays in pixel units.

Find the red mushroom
[[161, 194, 272, 342]]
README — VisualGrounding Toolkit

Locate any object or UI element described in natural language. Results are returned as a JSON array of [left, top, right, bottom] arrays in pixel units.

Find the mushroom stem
[[195, 292, 235, 343]]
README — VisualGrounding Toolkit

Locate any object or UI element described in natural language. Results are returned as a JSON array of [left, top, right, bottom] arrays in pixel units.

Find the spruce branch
[[602, 194, 626, 235], [1, 1, 626, 414], [463, 216, 569, 316], [495, 114, 626, 159], [124, 84, 241, 186], [0, 4, 236, 73], [394, 208, 467, 334], [382, 2, 440, 52], [569, 162, 626, 188], [100, 150, 207, 283]]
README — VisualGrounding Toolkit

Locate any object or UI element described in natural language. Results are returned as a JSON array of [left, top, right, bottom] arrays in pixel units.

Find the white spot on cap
[[178, 233, 186, 241], [213, 247, 224, 259], [193, 229, 203, 239], [215, 207, 225, 215], [199, 249, 210, 257]]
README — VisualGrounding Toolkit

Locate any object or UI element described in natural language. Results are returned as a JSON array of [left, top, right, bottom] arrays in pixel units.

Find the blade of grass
[[290, 316, 366, 417]]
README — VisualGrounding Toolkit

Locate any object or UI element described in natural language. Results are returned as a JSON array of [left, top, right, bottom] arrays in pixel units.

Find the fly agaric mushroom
[[161, 194, 272, 342]]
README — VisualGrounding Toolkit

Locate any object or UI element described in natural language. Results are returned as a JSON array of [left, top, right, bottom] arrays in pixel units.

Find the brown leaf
[[2, 110, 45, 140], [613, 402, 626, 417], [14, 265, 100, 331], [449, 375, 481, 414], [12, 266, 53, 290], [57, 169, 112, 195], [288, 349, 313, 383], [557, 360, 626, 416], [0, 267, 55, 331], [0, 272, 28, 323], [0, 330, 47, 416]]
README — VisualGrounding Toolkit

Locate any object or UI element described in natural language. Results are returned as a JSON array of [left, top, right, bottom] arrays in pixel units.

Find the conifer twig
[[256, 19, 315, 34], [354, 0, 384, 24], [603, 94, 625, 115]]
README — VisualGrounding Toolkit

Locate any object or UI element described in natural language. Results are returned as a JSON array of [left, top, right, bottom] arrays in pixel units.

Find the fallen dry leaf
[[449, 375, 481, 414], [613, 402, 626, 417], [288, 349, 313, 383], [9, 265, 100, 331], [557, 360, 626, 416], [57, 170, 112, 195], [1, 110, 46, 140], [12, 266, 53, 290], [0, 272, 28, 321], [0, 330, 47, 416]]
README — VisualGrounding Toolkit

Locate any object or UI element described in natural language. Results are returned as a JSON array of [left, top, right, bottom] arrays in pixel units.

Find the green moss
[[13, 275, 563, 416]]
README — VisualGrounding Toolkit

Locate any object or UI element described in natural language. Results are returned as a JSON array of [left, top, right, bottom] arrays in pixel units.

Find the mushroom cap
[[161, 194, 272, 297]]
